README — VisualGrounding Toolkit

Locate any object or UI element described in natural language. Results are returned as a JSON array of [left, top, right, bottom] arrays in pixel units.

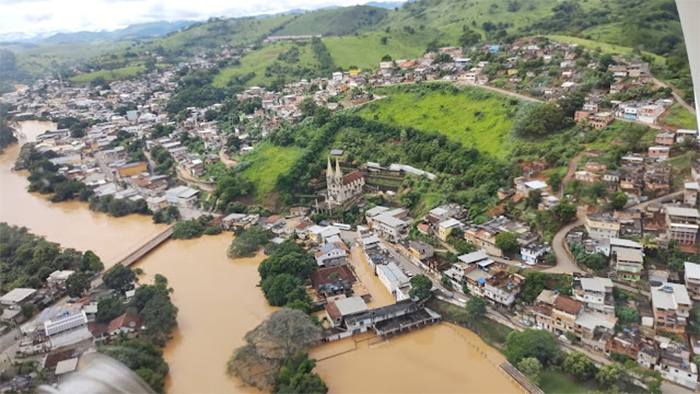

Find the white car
[[515, 263, 525, 269]]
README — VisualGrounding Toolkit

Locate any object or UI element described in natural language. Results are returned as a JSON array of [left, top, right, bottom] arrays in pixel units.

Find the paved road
[[548, 191, 685, 274], [653, 77, 695, 114], [453, 81, 544, 103]]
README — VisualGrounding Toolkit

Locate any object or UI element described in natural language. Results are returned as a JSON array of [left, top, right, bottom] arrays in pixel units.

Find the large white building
[[377, 262, 409, 297]]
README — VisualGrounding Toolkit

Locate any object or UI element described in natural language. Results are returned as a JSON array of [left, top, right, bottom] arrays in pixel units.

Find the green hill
[[274, 6, 389, 36], [356, 83, 521, 156]]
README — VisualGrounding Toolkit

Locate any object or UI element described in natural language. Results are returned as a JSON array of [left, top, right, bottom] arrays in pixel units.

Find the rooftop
[[685, 262, 700, 281], [334, 296, 368, 317], [666, 206, 700, 219], [0, 288, 37, 304], [580, 277, 613, 293], [553, 295, 582, 315], [652, 283, 691, 309]]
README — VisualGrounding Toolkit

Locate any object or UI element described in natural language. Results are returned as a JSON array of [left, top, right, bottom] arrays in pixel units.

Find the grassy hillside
[[324, 31, 432, 70], [70, 65, 146, 83], [274, 6, 389, 36], [213, 41, 318, 88], [546, 35, 666, 64], [239, 142, 305, 202], [662, 103, 698, 130], [356, 84, 521, 156], [148, 15, 296, 52]]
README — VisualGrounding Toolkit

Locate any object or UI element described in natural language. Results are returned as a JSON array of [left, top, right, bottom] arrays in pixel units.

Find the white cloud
[[0, 0, 373, 36]]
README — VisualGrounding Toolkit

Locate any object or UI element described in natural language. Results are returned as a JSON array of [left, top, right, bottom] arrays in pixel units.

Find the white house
[[377, 262, 409, 296], [314, 242, 349, 267], [520, 244, 550, 265]]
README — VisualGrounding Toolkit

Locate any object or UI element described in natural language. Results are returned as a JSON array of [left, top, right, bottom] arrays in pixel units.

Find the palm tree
[[640, 234, 659, 250]]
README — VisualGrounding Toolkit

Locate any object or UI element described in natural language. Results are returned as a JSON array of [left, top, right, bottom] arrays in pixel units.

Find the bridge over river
[[114, 223, 176, 267]]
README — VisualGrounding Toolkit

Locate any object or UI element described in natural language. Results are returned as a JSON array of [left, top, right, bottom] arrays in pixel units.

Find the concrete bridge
[[117, 223, 176, 267]]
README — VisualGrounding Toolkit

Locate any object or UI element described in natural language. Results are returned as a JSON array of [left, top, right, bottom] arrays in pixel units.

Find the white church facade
[[326, 157, 365, 205]]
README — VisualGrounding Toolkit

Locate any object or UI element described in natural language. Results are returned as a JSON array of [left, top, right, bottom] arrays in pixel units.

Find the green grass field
[[357, 84, 520, 156], [275, 6, 388, 36], [539, 370, 594, 394], [324, 31, 432, 70], [213, 42, 317, 88], [70, 65, 146, 83], [239, 142, 304, 202], [546, 35, 666, 64], [662, 103, 698, 129]]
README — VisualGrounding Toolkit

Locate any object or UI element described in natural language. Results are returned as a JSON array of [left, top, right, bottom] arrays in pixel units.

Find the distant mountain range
[[0, 20, 195, 45]]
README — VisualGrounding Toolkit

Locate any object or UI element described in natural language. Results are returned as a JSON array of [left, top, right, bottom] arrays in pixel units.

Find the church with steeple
[[326, 157, 365, 205]]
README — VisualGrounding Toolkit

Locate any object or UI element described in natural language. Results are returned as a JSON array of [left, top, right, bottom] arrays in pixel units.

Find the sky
[[0, 0, 380, 37]]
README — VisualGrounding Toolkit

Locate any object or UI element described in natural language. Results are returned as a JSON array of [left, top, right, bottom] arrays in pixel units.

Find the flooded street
[[311, 323, 520, 394], [0, 121, 522, 393]]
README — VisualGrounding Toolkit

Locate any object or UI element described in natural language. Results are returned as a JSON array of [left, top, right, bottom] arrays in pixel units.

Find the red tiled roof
[[266, 215, 282, 224], [87, 321, 109, 337], [310, 265, 356, 287], [325, 301, 341, 320], [553, 296, 582, 315], [342, 170, 364, 186], [417, 223, 430, 233], [107, 313, 143, 334]]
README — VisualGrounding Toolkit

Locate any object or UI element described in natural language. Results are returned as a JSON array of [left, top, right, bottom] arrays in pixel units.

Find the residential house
[[315, 242, 349, 267], [165, 186, 199, 208], [684, 182, 699, 207], [482, 271, 524, 308], [648, 146, 670, 160], [651, 283, 691, 335], [376, 262, 409, 298], [534, 293, 582, 337], [520, 243, 550, 265], [409, 241, 434, 261], [637, 343, 660, 369], [666, 206, 700, 245], [107, 313, 143, 337], [575, 171, 601, 184], [676, 129, 698, 143], [572, 276, 615, 317], [639, 104, 664, 125], [310, 265, 357, 299], [0, 288, 37, 308], [606, 329, 644, 360], [655, 132, 676, 146], [117, 162, 148, 177], [46, 270, 74, 291], [585, 213, 620, 240], [437, 218, 461, 241], [324, 296, 368, 328], [655, 345, 698, 389], [684, 262, 700, 302], [584, 162, 607, 173], [613, 248, 644, 282]]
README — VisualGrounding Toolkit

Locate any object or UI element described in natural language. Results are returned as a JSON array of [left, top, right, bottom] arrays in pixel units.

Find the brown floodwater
[[132, 236, 274, 393], [1, 121, 522, 393], [0, 121, 164, 268]]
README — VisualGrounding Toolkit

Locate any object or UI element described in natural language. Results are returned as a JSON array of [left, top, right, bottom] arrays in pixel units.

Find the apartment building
[[666, 206, 700, 245], [651, 283, 691, 335], [572, 276, 615, 317], [585, 213, 620, 240], [684, 262, 700, 302]]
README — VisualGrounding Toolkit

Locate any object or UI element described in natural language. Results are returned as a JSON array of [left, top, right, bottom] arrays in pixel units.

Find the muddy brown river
[[1, 121, 520, 393]]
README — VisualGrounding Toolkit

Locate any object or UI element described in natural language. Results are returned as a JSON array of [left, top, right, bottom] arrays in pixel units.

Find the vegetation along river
[[1, 121, 520, 393]]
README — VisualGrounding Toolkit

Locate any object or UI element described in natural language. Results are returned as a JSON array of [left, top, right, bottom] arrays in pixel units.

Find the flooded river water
[[1, 121, 521, 393]]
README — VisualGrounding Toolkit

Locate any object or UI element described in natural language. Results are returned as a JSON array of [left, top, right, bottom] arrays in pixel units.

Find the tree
[[517, 357, 542, 385], [381, 55, 392, 61], [552, 198, 577, 224], [99, 338, 169, 393], [465, 297, 487, 320], [505, 329, 560, 366], [171, 220, 205, 239], [558, 90, 585, 117], [276, 353, 328, 394], [21, 303, 36, 319], [495, 232, 519, 255], [611, 190, 628, 210], [514, 103, 570, 137], [615, 306, 639, 325], [65, 272, 90, 298], [261, 274, 305, 306], [228, 226, 271, 258], [97, 296, 125, 323], [527, 189, 543, 210], [80, 250, 104, 272], [548, 172, 563, 193], [563, 351, 597, 381], [103, 264, 136, 294], [228, 309, 322, 390], [458, 28, 481, 48], [409, 275, 433, 300], [299, 97, 317, 118], [596, 363, 624, 389]]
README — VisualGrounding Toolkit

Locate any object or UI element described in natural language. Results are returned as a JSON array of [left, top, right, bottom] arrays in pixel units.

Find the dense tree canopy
[[228, 226, 272, 258], [103, 264, 137, 295], [505, 329, 561, 366], [228, 309, 322, 390], [276, 353, 328, 394], [99, 338, 170, 393], [409, 275, 433, 300], [513, 103, 571, 137], [258, 241, 315, 307]]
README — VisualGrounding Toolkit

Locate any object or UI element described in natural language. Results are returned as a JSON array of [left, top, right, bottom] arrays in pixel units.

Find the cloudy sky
[[0, 0, 376, 37]]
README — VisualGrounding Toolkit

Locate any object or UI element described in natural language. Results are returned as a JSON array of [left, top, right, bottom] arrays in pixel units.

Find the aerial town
[[1, 15, 699, 394]]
